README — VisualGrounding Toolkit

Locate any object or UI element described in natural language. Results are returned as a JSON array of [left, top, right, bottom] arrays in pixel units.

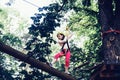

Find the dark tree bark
[[98, 0, 120, 63], [0, 42, 76, 80]]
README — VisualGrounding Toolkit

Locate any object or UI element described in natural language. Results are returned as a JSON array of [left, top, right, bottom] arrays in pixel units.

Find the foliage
[[61, 0, 102, 79], [0, 0, 104, 80], [18, 0, 102, 79], [19, 3, 64, 80], [0, 6, 27, 79]]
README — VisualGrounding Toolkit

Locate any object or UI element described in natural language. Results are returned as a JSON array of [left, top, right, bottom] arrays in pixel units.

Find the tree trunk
[[0, 42, 76, 80], [102, 33, 120, 63], [98, 0, 120, 63]]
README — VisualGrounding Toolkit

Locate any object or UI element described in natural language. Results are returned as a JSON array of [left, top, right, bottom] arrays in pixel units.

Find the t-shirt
[[57, 37, 69, 49]]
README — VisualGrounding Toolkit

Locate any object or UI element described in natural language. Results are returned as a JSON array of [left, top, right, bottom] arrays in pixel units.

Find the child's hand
[[66, 26, 69, 31]]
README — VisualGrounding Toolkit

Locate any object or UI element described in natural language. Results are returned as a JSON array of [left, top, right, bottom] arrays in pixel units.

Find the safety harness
[[61, 40, 70, 54]]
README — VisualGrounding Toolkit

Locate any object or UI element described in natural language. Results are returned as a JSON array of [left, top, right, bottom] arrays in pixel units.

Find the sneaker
[[49, 63, 53, 67], [65, 71, 70, 74], [46, 62, 53, 67]]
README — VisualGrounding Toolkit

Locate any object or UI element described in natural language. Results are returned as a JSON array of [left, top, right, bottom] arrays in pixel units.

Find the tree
[[88, 0, 120, 79], [98, 0, 120, 63]]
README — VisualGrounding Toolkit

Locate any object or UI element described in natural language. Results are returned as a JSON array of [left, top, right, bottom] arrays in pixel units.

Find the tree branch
[[0, 42, 76, 80]]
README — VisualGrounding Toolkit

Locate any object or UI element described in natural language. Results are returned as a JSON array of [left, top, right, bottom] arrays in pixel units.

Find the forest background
[[0, 0, 101, 80]]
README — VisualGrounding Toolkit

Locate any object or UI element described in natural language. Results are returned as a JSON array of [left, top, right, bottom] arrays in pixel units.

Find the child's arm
[[66, 30, 73, 40]]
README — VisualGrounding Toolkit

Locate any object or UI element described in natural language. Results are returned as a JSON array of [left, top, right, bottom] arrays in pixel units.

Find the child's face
[[57, 34, 63, 40]]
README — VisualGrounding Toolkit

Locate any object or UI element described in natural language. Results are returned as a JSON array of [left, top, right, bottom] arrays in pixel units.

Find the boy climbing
[[51, 27, 73, 74]]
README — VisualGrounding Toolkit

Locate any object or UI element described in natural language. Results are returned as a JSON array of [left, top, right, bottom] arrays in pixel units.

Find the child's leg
[[52, 51, 64, 64], [65, 50, 71, 73]]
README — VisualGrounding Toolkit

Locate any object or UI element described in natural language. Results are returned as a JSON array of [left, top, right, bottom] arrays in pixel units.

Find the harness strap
[[61, 40, 70, 54]]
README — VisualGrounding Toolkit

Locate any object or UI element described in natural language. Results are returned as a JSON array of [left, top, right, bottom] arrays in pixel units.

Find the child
[[52, 30, 73, 74]]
